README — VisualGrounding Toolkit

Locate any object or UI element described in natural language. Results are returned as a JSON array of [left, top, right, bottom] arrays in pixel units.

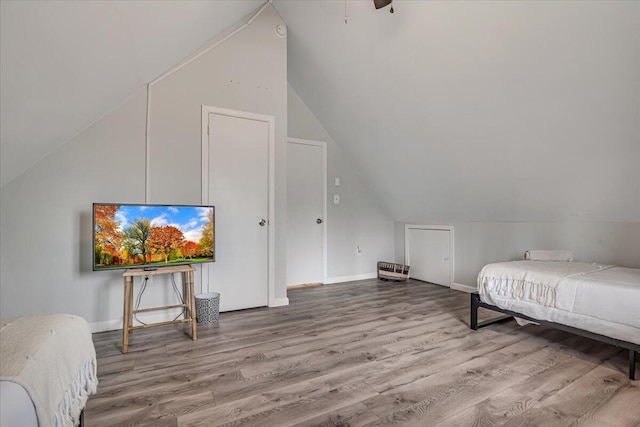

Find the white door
[[205, 111, 269, 311], [406, 226, 452, 287], [287, 139, 325, 286]]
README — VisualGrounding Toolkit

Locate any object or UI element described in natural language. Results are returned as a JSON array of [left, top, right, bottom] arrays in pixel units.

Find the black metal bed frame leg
[[631, 350, 637, 381], [470, 293, 479, 330], [469, 292, 512, 330]]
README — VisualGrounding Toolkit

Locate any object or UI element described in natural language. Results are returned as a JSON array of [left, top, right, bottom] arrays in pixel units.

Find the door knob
[[259, 219, 267, 226], [316, 218, 323, 224]]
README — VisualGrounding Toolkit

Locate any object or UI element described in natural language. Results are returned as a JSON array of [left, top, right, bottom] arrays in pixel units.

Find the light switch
[[335, 177, 340, 187], [333, 194, 340, 204]]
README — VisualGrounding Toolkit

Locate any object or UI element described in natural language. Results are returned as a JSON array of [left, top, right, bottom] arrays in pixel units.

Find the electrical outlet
[[333, 194, 340, 204]]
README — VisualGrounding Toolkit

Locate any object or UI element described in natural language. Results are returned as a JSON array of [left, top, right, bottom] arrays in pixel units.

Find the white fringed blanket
[[0, 314, 98, 427], [478, 261, 613, 308]]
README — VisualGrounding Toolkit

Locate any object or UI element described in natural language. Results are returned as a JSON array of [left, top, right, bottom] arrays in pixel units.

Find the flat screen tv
[[93, 203, 214, 271]]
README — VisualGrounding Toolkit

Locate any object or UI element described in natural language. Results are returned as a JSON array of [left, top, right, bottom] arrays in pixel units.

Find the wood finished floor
[[88, 279, 640, 426]]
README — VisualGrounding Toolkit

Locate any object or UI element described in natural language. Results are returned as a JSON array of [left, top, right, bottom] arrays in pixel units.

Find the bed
[[0, 314, 98, 427], [470, 257, 639, 380]]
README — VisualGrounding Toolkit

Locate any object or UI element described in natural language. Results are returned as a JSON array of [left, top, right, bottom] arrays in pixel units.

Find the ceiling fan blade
[[373, 0, 392, 10]]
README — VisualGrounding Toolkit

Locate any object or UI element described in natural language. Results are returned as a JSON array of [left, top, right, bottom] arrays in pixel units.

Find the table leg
[[182, 272, 189, 321], [122, 276, 133, 353], [189, 271, 197, 340]]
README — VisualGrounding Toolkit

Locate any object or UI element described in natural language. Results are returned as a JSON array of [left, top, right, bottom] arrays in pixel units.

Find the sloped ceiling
[[2, 1, 639, 222], [0, 0, 263, 187], [279, 0, 640, 223]]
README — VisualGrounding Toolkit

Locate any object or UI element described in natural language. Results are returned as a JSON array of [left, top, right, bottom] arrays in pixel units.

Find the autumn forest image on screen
[[94, 205, 214, 270]]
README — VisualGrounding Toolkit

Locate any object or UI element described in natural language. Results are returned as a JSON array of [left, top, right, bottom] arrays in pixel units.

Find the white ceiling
[[2, 0, 639, 222]]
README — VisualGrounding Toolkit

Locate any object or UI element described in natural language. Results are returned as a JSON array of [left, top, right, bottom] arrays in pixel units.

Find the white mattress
[[479, 262, 640, 345], [0, 381, 38, 427]]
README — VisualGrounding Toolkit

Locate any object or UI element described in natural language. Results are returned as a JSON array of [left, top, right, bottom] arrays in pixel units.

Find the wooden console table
[[122, 264, 197, 353]]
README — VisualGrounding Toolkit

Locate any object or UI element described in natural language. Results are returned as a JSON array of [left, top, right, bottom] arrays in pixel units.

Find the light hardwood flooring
[[88, 279, 640, 426]]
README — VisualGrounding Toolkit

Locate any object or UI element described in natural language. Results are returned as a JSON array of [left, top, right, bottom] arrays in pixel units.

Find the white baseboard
[[90, 319, 122, 333], [450, 283, 477, 293], [90, 299, 292, 333], [324, 272, 377, 285], [91, 276, 389, 332], [269, 297, 289, 307], [89, 308, 185, 333]]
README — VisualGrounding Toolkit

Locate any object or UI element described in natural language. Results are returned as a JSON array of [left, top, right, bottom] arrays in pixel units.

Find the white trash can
[[195, 292, 220, 324]]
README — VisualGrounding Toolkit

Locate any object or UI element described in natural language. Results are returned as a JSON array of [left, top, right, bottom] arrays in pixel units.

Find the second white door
[[287, 139, 325, 286], [206, 110, 269, 311]]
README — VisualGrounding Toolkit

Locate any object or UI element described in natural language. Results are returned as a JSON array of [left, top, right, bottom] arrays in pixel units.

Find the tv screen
[[93, 203, 214, 271]]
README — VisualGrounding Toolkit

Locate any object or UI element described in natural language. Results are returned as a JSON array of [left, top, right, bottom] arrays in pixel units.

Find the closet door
[[204, 109, 270, 311], [286, 139, 326, 286]]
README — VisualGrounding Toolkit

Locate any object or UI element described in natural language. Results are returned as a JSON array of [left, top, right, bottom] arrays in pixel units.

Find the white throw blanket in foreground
[[478, 261, 613, 308], [0, 315, 98, 427]]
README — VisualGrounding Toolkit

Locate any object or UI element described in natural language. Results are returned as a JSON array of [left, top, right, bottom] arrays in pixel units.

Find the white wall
[[284, 1, 640, 291], [288, 86, 394, 281], [0, 89, 147, 324], [147, 5, 288, 300], [0, 5, 288, 330], [395, 221, 640, 288]]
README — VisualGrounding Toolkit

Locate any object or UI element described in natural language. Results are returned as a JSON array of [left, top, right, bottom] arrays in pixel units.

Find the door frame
[[404, 224, 455, 286], [201, 105, 276, 306], [287, 137, 328, 285]]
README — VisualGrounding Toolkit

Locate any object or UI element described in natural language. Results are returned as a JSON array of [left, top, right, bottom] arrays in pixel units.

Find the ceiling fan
[[373, 0, 394, 13]]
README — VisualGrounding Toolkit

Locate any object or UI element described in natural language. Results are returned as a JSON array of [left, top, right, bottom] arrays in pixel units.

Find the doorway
[[201, 106, 275, 311], [286, 138, 326, 287]]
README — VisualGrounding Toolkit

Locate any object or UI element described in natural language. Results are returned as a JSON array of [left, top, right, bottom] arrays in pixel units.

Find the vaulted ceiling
[[2, 1, 639, 222], [0, 0, 263, 187]]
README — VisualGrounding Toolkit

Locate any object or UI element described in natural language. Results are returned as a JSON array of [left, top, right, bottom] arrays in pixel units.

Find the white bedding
[[478, 261, 640, 345]]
